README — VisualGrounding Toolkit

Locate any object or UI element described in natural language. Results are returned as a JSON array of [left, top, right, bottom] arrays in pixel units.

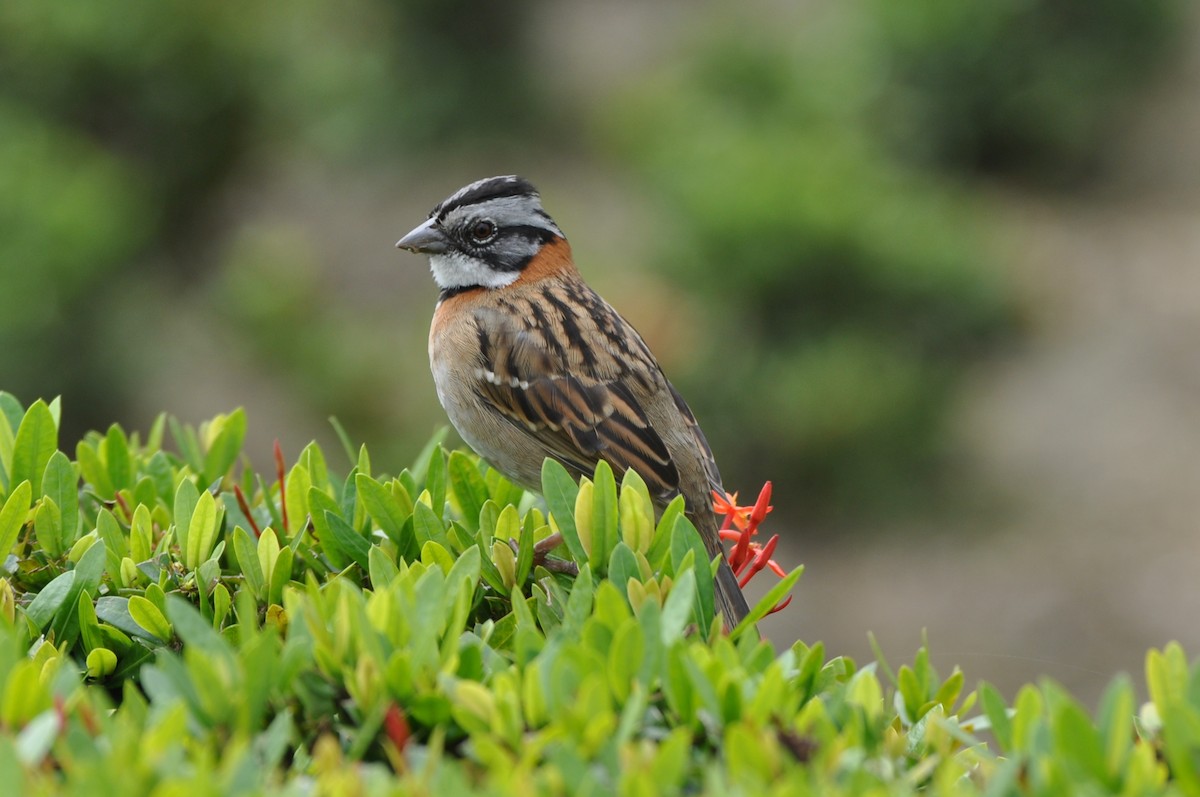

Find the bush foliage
[[0, 395, 1195, 794]]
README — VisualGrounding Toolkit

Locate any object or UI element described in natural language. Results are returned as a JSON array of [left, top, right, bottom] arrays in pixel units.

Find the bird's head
[[396, 175, 564, 293]]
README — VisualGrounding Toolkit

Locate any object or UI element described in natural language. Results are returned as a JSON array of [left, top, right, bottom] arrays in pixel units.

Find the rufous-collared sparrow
[[397, 175, 750, 625]]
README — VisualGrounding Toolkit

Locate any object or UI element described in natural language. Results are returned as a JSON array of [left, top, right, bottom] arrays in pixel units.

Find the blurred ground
[[759, 16, 1200, 706]]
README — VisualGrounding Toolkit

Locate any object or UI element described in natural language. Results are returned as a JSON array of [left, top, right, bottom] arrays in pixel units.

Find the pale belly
[[430, 349, 546, 492]]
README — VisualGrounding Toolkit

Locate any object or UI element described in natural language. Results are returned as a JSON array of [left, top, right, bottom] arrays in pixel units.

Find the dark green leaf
[[51, 537, 106, 648], [24, 570, 75, 630], [412, 500, 448, 549], [95, 597, 156, 642], [174, 479, 199, 560], [104, 424, 133, 493], [668, 516, 714, 630], [324, 510, 371, 572], [514, 514, 534, 589], [448, 451, 488, 533], [424, 445, 447, 520], [166, 594, 229, 656], [541, 459, 586, 564], [307, 487, 347, 570], [607, 542, 638, 601], [356, 473, 412, 548], [233, 526, 265, 599], [42, 452, 78, 553]]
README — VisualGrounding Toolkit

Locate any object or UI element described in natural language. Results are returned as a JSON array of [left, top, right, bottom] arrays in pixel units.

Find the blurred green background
[[2, 0, 1196, 702]]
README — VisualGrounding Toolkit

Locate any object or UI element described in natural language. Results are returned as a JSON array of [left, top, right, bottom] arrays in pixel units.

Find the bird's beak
[[395, 218, 450, 254]]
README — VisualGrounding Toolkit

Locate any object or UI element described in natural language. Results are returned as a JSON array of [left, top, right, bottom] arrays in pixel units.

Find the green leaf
[[78, 590, 104, 654], [41, 451, 78, 551], [1011, 684, 1044, 751], [668, 517, 714, 630], [618, 469, 654, 554], [308, 487, 346, 569], [324, 510, 371, 572], [166, 595, 228, 656], [448, 451, 488, 532], [129, 504, 152, 563], [267, 546, 293, 605], [51, 537, 106, 648], [647, 496, 682, 566], [0, 409, 14, 491], [96, 507, 127, 561], [608, 619, 644, 703], [979, 681, 1012, 751], [186, 490, 219, 571], [233, 526, 265, 599], [541, 459, 586, 564], [607, 542, 639, 601], [1053, 699, 1111, 786], [660, 568, 696, 645], [168, 417, 204, 474], [104, 424, 133, 493], [24, 570, 75, 630], [589, 460, 617, 572], [284, 464, 311, 540], [203, 408, 246, 484], [0, 392, 22, 435], [95, 597, 158, 643], [212, 582, 232, 630], [563, 565, 593, 633], [898, 665, 923, 723], [75, 441, 112, 500], [368, 545, 398, 589], [174, 479, 200, 561], [128, 595, 172, 643], [356, 473, 412, 548], [338, 467, 359, 528], [730, 565, 804, 640], [514, 514, 534, 589], [0, 480, 31, 558], [33, 499, 63, 560], [424, 445, 447, 520], [10, 400, 56, 497], [412, 500, 448, 549], [1098, 674, 1134, 776]]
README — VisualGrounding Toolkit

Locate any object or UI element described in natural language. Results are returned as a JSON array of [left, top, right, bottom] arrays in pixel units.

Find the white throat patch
[[428, 251, 519, 291]]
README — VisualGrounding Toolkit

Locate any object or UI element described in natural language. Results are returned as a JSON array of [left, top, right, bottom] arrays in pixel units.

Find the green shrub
[[0, 394, 1195, 794]]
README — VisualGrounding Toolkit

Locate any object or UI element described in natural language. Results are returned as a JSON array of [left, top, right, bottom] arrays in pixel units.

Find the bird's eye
[[470, 220, 496, 242]]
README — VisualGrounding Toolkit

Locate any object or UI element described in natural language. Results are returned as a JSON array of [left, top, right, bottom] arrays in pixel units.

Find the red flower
[[712, 482, 791, 614], [383, 703, 411, 752]]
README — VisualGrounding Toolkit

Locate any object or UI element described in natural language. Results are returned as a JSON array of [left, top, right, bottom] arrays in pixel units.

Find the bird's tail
[[690, 505, 751, 626]]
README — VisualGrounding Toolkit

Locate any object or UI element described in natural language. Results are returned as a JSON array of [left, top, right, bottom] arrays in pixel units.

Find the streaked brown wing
[[471, 305, 681, 502]]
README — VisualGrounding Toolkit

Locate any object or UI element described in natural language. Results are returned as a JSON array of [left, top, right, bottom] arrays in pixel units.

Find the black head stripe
[[432, 175, 538, 220]]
